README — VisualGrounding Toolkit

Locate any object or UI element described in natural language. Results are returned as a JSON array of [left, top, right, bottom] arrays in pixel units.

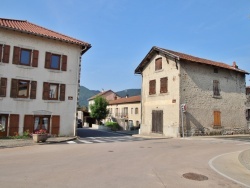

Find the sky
[[1, 0, 250, 91]]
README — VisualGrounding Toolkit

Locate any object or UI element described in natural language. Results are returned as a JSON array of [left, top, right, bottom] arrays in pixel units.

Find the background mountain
[[79, 86, 141, 107]]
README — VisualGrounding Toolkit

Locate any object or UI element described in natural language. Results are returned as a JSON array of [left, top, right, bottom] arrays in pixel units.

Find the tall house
[[0, 18, 91, 137], [135, 46, 248, 137]]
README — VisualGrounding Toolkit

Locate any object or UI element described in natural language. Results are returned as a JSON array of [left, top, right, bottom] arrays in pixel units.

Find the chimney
[[126, 94, 129, 98], [232, 61, 238, 69]]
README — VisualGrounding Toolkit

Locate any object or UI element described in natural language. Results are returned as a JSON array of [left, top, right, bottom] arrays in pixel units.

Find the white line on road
[[78, 140, 93, 144], [67, 141, 77, 144]]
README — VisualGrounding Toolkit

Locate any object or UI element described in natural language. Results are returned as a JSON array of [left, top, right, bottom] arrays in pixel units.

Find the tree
[[89, 96, 109, 125]]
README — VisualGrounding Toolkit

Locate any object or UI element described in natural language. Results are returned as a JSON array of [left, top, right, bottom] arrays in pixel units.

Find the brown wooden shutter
[[3, 45, 10, 63], [155, 58, 162, 71], [30, 81, 37, 99], [45, 52, 51, 68], [160, 77, 168, 93], [9, 114, 19, 136], [0, 77, 7, 97], [23, 115, 34, 133], [32, 50, 39, 67], [149, 80, 156, 95], [51, 115, 60, 135], [43, 82, 50, 100], [59, 84, 66, 101], [13, 46, 20, 64], [214, 111, 221, 127], [10, 79, 18, 98], [61, 55, 67, 71], [0, 44, 2, 62]]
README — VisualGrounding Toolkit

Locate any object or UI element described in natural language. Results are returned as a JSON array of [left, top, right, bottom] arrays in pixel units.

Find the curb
[[239, 149, 250, 171]]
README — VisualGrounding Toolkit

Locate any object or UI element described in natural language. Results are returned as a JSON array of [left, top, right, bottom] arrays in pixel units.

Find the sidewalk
[[0, 136, 76, 149]]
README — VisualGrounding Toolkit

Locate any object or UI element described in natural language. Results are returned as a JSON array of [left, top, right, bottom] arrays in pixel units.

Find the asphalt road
[[76, 127, 128, 138], [0, 133, 249, 188]]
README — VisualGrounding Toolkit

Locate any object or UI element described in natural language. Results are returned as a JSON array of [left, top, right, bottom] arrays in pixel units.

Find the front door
[[152, 110, 163, 133]]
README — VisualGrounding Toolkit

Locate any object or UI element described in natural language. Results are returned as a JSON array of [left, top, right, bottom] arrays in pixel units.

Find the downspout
[[140, 72, 143, 135]]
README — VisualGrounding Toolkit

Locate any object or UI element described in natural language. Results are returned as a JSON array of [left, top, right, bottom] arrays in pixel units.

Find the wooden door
[[51, 115, 60, 135], [9, 114, 19, 136], [152, 110, 163, 133], [214, 111, 221, 127]]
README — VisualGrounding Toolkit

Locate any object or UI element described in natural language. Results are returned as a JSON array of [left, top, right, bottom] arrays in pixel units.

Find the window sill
[[159, 92, 169, 96], [213, 95, 222, 99], [48, 69, 62, 73], [16, 65, 34, 69], [154, 69, 164, 73], [44, 100, 61, 103], [13, 98, 32, 102]]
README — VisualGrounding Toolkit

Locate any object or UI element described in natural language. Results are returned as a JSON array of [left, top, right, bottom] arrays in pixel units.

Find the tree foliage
[[90, 96, 109, 124]]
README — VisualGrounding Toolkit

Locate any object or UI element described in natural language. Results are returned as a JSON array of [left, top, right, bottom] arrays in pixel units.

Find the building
[[88, 90, 120, 112], [0, 18, 91, 137], [107, 95, 141, 130], [135, 46, 248, 137], [246, 86, 250, 129]]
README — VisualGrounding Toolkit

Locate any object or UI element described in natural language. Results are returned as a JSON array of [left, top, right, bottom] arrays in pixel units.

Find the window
[[45, 52, 67, 71], [213, 80, 220, 97], [43, 82, 66, 101], [0, 44, 10, 63], [135, 108, 138, 114], [13, 46, 39, 67], [0, 77, 7, 97], [131, 108, 133, 114], [149, 79, 156, 95], [155, 57, 162, 71], [160, 77, 168, 93], [10, 79, 37, 99], [246, 109, 250, 121], [214, 68, 218, 73], [246, 88, 250, 95]]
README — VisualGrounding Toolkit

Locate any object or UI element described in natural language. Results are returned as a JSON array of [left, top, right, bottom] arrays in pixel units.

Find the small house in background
[[135, 46, 248, 137], [107, 95, 141, 130], [88, 90, 121, 113], [0, 18, 91, 137]]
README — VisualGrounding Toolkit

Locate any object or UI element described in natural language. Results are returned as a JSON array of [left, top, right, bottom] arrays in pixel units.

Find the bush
[[105, 122, 121, 131]]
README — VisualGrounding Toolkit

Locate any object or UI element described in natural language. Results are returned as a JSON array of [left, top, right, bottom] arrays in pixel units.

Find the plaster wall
[[0, 29, 82, 136]]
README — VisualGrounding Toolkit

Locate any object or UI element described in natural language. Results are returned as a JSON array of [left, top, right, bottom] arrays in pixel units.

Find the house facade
[[107, 95, 141, 130], [246, 86, 250, 129], [88, 90, 120, 112], [0, 18, 91, 137], [135, 46, 248, 137]]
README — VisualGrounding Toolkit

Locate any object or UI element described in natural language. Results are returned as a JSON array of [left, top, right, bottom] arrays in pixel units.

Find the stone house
[[0, 18, 91, 137], [107, 95, 141, 130], [246, 86, 250, 129], [135, 46, 248, 137]]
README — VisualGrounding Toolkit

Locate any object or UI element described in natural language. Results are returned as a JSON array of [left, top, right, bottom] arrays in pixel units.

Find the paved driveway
[[0, 136, 249, 188]]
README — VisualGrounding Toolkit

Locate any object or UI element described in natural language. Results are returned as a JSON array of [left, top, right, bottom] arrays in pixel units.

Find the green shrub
[[105, 122, 121, 131]]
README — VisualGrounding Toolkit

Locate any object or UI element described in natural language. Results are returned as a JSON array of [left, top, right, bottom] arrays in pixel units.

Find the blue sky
[[1, 0, 250, 91]]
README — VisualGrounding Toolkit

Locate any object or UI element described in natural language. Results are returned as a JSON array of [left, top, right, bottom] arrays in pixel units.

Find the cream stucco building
[[135, 46, 248, 138], [0, 18, 91, 137], [107, 95, 141, 130]]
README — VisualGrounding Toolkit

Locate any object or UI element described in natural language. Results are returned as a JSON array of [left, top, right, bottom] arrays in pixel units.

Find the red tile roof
[[0, 18, 91, 51], [135, 46, 248, 74], [88, 90, 120, 101], [108, 95, 141, 105]]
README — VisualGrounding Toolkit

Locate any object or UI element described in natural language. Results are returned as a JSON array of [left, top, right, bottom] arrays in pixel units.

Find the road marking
[[93, 139, 106, 143], [78, 140, 93, 144], [67, 141, 77, 144], [208, 151, 250, 188]]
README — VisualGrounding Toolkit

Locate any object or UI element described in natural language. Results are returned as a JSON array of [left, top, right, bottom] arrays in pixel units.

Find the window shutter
[[23, 115, 34, 133], [30, 81, 37, 99], [149, 80, 156, 95], [0, 77, 7, 97], [13, 46, 20, 64], [3, 45, 10, 63], [9, 114, 19, 136], [160, 77, 168, 93], [61, 55, 67, 71], [60, 84, 66, 101], [32, 50, 39, 67], [155, 58, 162, 71], [51, 115, 60, 135], [0, 44, 2, 62], [10, 79, 18, 98], [45, 52, 51, 69], [43, 82, 50, 100], [213, 80, 220, 96]]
